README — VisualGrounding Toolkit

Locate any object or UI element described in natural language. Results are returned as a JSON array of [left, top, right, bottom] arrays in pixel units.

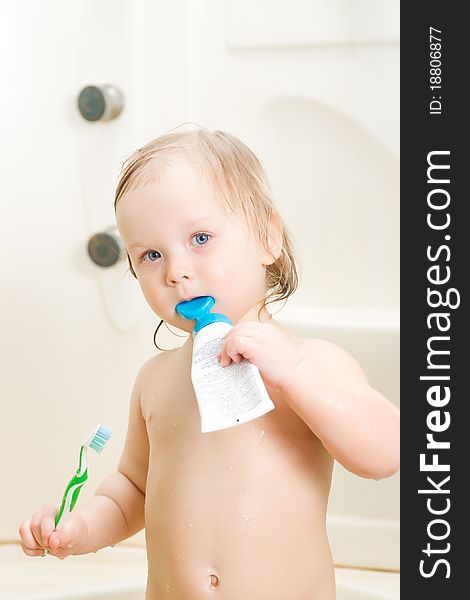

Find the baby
[[19, 127, 400, 599]]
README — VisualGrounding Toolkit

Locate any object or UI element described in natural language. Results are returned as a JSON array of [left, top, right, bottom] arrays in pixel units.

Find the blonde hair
[[114, 125, 299, 319]]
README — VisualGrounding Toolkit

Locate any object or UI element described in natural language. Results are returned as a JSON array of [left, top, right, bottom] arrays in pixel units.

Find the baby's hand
[[18, 505, 88, 559], [216, 321, 303, 390]]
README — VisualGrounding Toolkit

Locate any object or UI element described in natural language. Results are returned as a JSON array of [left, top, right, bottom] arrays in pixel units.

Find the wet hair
[[114, 124, 300, 320]]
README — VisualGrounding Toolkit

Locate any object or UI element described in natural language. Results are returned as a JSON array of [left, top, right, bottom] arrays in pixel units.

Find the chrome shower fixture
[[77, 84, 124, 122]]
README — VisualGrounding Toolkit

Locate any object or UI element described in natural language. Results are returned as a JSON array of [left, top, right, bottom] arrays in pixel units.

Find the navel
[[209, 573, 219, 589]]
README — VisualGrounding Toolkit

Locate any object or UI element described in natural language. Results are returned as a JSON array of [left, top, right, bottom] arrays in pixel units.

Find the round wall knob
[[87, 227, 124, 267], [77, 85, 124, 122]]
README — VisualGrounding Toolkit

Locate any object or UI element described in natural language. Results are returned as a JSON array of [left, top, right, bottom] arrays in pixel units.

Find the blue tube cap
[[175, 296, 232, 333]]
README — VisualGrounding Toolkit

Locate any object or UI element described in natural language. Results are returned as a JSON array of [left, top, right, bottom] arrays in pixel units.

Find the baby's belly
[[144, 423, 335, 599]]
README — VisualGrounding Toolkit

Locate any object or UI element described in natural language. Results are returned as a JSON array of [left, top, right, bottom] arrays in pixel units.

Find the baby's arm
[[19, 364, 150, 559], [72, 363, 149, 555], [279, 338, 400, 480]]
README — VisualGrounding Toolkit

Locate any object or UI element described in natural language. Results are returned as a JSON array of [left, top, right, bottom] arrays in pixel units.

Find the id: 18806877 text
[[429, 27, 443, 115]]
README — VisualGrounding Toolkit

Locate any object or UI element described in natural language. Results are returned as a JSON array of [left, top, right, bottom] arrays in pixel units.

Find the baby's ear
[[262, 211, 283, 266]]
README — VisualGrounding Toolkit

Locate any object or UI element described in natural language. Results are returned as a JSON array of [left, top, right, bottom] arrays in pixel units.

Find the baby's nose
[[165, 253, 195, 285], [168, 273, 190, 286], [166, 264, 192, 286]]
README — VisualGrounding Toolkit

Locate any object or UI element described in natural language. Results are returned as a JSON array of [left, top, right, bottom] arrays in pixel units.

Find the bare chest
[[140, 350, 330, 490], [139, 347, 334, 599]]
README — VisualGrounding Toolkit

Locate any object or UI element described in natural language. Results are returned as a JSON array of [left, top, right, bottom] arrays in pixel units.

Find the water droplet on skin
[[259, 430, 265, 440], [188, 522, 193, 528], [166, 582, 171, 592], [172, 423, 176, 428], [228, 465, 233, 472], [240, 512, 257, 523]]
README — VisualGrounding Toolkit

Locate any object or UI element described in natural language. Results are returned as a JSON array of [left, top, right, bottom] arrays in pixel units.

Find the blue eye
[[142, 250, 160, 262], [139, 233, 210, 263], [193, 233, 211, 246]]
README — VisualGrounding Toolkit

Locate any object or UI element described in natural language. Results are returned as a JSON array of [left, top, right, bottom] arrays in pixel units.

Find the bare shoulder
[[117, 346, 184, 491], [136, 346, 182, 387], [300, 337, 370, 386]]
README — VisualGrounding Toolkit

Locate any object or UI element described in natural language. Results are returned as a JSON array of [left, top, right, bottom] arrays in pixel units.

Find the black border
[[401, 3, 467, 596]]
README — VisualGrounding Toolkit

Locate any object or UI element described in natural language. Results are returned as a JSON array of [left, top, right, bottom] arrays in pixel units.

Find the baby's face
[[116, 158, 272, 332]]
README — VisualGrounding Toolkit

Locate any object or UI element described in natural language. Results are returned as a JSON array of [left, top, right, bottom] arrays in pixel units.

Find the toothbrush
[[55, 424, 112, 528], [43, 424, 112, 555]]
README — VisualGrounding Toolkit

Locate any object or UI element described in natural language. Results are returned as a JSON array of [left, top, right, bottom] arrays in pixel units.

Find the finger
[[20, 541, 48, 557], [29, 514, 45, 548], [48, 530, 63, 550], [49, 515, 80, 552], [225, 335, 253, 362], [219, 354, 233, 366], [48, 525, 77, 560], [220, 327, 262, 364], [18, 520, 43, 553], [41, 512, 57, 549], [217, 345, 232, 366], [29, 505, 57, 548]]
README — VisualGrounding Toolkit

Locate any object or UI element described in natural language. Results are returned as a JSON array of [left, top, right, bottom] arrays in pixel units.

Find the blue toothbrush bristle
[[89, 425, 112, 453]]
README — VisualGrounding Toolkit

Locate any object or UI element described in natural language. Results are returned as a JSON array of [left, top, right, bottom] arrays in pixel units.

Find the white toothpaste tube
[[175, 296, 275, 433]]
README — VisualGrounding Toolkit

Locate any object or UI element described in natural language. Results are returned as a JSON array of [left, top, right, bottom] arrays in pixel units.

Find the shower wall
[[0, 0, 399, 569], [0, 0, 155, 545]]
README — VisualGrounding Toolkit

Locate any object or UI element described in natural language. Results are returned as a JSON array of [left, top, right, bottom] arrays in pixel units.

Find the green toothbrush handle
[[55, 468, 88, 528]]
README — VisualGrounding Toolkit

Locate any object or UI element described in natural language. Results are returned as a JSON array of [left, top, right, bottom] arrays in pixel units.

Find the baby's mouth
[[175, 296, 210, 316], [178, 295, 202, 304], [175, 296, 217, 319]]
